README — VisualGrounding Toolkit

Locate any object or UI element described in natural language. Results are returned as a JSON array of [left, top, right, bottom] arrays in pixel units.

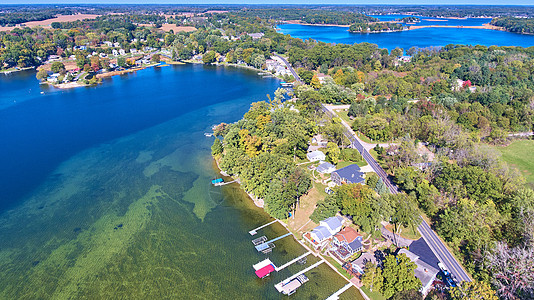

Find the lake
[[277, 15, 534, 51], [0, 65, 361, 299]]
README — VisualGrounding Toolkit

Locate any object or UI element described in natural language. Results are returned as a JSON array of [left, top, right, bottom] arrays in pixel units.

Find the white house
[[112, 49, 118, 56], [304, 216, 344, 249], [307, 150, 326, 162]]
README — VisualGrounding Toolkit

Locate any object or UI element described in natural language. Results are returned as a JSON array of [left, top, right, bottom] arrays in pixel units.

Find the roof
[[322, 216, 343, 231], [255, 264, 275, 278], [335, 227, 361, 244], [398, 249, 439, 288], [347, 239, 363, 252], [409, 238, 440, 268], [316, 162, 336, 174], [311, 226, 331, 241], [333, 164, 365, 184], [307, 150, 325, 160]]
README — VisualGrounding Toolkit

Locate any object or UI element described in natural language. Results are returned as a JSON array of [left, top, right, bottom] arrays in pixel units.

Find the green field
[[493, 140, 534, 188]]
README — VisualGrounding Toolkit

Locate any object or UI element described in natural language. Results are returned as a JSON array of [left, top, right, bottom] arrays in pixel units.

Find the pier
[[275, 260, 324, 292], [254, 232, 292, 252], [325, 283, 354, 300], [249, 220, 277, 235], [275, 251, 312, 271], [211, 179, 237, 186]]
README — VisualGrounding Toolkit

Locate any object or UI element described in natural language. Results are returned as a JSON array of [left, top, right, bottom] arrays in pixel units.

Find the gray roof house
[[398, 249, 439, 296], [331, 164, 365, 185], [316, 162, 336, 174]]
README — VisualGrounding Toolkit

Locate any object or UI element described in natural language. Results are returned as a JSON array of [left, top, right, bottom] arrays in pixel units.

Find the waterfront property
[[331, 164, 365, 185], [304, 216, 344, 249], [331, 227, 364, 260]]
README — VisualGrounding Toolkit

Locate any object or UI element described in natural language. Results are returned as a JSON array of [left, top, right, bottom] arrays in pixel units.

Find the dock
[[325, 283, 354, 300], [212, 179, 237, 186], [275, 260, 324, 292], [254, 232, 292, 252], [275, 251, 312, 271], [249, 220, 278, 235]]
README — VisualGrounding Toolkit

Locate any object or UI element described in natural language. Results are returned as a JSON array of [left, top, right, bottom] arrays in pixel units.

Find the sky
[[2, 1, 534, 5]]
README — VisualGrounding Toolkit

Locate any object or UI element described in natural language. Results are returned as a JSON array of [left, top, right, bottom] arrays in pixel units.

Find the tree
[[298, 68, 314, 84], [310, 195, 338, 223], [326, 142, 340, 164], [202, 51, 216, 64], [36, 68, 47, 80], [381, 253, 422, 299], [310, 74, 322, 89], [50, 61, 65, 73], [391, 289, 422, 300], [361, 262, 383, 292], [211, 138, 223, 157], [151, 54, 161, 63], [486, 242, 534, 300], [117, 57, 127, 68], [449, 280, 498, 300], [366, 173, 380, 189]]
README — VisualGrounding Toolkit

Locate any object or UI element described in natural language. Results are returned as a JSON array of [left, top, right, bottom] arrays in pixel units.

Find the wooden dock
[[325, 283, 354, 300], [249, 220, 277, 235], [213, 180, 237, 186], [275, 251, 312, 272]]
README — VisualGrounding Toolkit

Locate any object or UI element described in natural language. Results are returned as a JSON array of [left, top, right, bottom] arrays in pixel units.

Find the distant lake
[[0, 66, 363, 298], [277, 15, 534, 51]]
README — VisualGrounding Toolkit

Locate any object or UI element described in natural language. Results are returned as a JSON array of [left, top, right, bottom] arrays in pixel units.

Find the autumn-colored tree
[[333, 68, 345, 85], [310, 74, 321, 89], [449, 280, 498, 300]]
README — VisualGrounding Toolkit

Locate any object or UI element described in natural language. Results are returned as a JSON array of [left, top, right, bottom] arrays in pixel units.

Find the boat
[[280, 274, 309, 295], [211, 178, 224, 185], [204, 132, 213, 137], [253, 258, 276, 279]]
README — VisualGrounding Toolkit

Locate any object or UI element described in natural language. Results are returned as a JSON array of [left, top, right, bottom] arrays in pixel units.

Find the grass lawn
[[337, 110, 353, 124], [384, 223, 421, 240], [336, 160, 368, 169], [324, 256, 352, 280], [492, 140, 534, 188], [360, 286, 387, 300]]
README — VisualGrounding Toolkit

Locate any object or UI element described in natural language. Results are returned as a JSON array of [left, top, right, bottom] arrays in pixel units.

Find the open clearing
[[493, 139, 534, 188], [0, 14, 100, 31]]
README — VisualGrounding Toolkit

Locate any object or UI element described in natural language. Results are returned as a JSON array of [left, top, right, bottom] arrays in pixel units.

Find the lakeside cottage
[[304, 216, 344, 249], [331, 164, 365, 185], [332, 227, 363, 260], [306, 150, 326, 162], [397, 249, 439, 296]]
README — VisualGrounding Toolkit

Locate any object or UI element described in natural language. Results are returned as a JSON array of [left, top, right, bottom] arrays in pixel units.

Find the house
[[119, 49, 126, 55], [331, 164, 365, 185], [130, 49, 138, 54], [397, 249, 439, 295], [112, 49, 118, 56], [306, 150, 326, 162], [248, 32, 264, 39], [316, 162, 336, 174], [316, 73, 328, 84], [113, 42, 120, 48], [332, 227, 364, 260], [103, 41, 113, 47], [304, 216, 344, 249]]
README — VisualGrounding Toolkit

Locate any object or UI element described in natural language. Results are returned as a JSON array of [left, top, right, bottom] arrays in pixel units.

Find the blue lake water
[[278, 15, 534, 51], [0, 65, 362, 298]]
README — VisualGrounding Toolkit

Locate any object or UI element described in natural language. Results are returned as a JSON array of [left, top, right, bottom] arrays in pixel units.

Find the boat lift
[[274, 260, 324, 293], [254, 232, 292, 253]]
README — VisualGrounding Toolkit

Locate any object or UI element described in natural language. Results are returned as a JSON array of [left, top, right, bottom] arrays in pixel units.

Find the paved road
[[321, 104, 471, 284], [273, 54, 303, 84]]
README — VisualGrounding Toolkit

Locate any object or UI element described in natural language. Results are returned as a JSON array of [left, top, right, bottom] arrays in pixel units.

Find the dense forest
[[491, 17, 534, 34]]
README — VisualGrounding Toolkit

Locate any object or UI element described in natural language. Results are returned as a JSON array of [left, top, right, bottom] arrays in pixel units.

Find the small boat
[[204, 133, 213, 137], [211, 178, 224, 185]]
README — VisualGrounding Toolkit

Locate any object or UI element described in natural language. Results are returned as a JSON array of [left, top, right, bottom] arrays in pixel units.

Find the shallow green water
[[0, 66, 362, 299]]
